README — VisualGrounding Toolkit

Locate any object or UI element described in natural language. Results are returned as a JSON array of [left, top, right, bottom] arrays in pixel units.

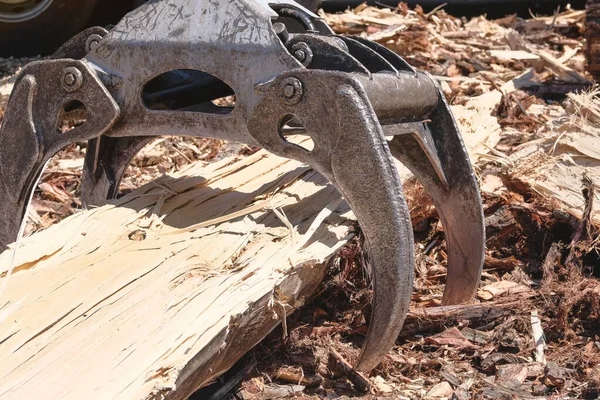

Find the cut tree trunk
[[0, 148, 354, 400]]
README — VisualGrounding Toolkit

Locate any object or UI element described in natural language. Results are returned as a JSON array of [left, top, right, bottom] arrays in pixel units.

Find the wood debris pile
[[324, 3, 589, 98], [1, 2, 600, 400]]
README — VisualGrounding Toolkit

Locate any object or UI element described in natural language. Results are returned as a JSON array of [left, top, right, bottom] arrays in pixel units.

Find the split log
[[0, 149, 353, 400]]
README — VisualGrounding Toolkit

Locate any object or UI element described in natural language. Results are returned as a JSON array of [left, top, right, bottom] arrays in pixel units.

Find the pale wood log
[[0, 148, 353, 400]]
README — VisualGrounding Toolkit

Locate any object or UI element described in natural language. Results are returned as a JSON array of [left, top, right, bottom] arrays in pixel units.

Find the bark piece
[[496, 364, 528, 389]]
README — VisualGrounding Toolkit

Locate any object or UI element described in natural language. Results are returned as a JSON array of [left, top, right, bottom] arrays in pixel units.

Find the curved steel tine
[[248, 71, 414, 371], [386, 89, 485, 305], [334, 85, 414, 372], [343, 37, 484, 304], [81, 136, 154, 206], [0, 76, 39, 252], [347, 36, 416, 73], [0, 60, 119, 251]]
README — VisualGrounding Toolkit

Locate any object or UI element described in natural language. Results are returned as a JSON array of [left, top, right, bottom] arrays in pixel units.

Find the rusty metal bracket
[[0, 0, 484, 371]]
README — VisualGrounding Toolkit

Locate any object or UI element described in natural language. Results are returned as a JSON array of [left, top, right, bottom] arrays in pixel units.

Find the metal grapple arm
[[0, 0, 484, 371]]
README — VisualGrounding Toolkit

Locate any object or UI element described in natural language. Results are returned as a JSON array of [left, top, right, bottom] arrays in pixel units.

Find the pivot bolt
[[280, 77, 304, 106], [282, 83, 296, 98], [294, 49, 306, 62], [85, 34, 103, 52], [64, 73, 76, 86], [291, 42, 313, 67], [62, 67, 83, 92]]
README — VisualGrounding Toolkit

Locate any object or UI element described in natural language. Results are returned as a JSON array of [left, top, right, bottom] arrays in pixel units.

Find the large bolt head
[[62, 67, 83, 92], [291, 42, 313, 67], [294, 49, 306, 62], [282, 83, 296, 98], [85, 34, 103, 52], [64, 73, 76, 86], [280, 77, 304, 105]]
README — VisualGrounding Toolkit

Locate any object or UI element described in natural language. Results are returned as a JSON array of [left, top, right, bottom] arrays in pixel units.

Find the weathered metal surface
[[0, 59, 118, 251], [52, 27, 109, 60], [0, 0, 484, 372], [387, 87, 485, 306], [248, 70, 414, 371]]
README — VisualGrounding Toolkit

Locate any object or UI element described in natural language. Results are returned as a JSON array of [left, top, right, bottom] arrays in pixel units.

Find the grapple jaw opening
[[0, 0, 484, 372]]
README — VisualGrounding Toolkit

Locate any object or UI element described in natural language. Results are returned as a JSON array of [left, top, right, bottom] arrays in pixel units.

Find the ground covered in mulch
[[1, 3, 600, 399], [193, 5, 600, 399], [207, 179, 599, 399]]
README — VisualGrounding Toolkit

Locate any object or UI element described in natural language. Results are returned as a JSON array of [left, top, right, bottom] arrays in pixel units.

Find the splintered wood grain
[[0, 148, 352, 400]]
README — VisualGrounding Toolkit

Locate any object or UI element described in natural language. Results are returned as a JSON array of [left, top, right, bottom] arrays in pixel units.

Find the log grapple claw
[[0, 0, 484, 371]]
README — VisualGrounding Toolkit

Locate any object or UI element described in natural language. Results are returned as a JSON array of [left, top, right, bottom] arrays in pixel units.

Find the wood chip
[[544, 362, 566, 388], [496, 364, 528, 389], [425, 327, 476, 348], [535, 49, 589, 83], [426, 381, 454, 398], [328, 348, 372, 393], [478, 280, 532, 300], [531, 310, 547, 365]]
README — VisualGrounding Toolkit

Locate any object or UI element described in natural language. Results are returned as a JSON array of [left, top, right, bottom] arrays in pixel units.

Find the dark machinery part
[[0, 0, 484, 373], [0, 0, 100, 57], [0, 0, 323, 57], [587, 0, 600, 79]]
